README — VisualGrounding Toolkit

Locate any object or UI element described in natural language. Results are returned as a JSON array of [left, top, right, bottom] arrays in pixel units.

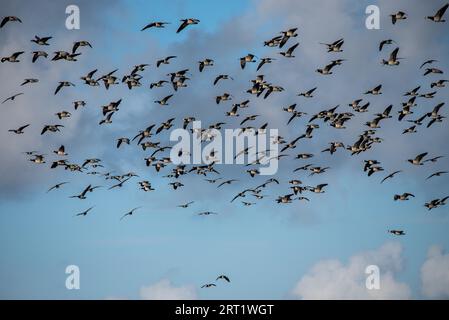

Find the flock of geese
[[1, 3, 449, 288]]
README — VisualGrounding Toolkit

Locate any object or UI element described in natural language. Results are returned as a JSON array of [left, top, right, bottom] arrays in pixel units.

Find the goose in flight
[[426, 171, 448, 180], [8, 124, 29, 134], [167, 68, 189, 81], [283, 103, 297, 113], [21, 78, 38, 86], [309, 184, 328, 193], [133, 125, 155, 144], [408, 152, 428, 165], [279, 28, 298, 48], [424, 197, 449, 210], [156, 55, 176, 67], [398, 105, 413, 121], [156, 118, 175, 134], [279, 42, 299, 58], [216, 93, 232, 104], [198, 211, 218, 216], [246, 169, 260, 177], [120, 207, 142, 220], [298, 87, 317, 98], [368, 166, 384, 177], [218, 179, 238, 188], [72, 40, 92, 54], [257, 57, 275, 71], [41, 124, 64, 135], [431, 79, 448, 88], [427, 114, 444, 128], [99, 71, 119, 89], [205, 178, 222, 184], [426, 102, 444, 122], [32, 51, 48, 63], [320, 38, 344, 52], [316, 61, 337, 75], [81, 158, 102, 169], [47, 182, 68, 193], [403, 125, 417, 134], [420, 59, 438, 69], [116, 138, 130, 148], [201, 283, 216, 288], [365, 84, 382, 95], [407, 113, 428, 126], [52, 51, 81, 61], [388, 230, 405, 236], [1, 51, 24, 63], [54, 81, 75, 95], [169, 181, 184, 190], [0, 16, 22, 28], [213, 74, 233, 85], [139, 181, 154, 192], [154, 94, 173, 106], [216, 275, 230, 283], [404, 86, 420, 97], [264, 35, 283, 47], [30, 154, 46, 164], [198, 58, 214, 72], [390, 11, 407, 24], [31, 35, 52, 45], [71, 100, 86, 111], [381, 170, 402, 183], [280, 136, 302, 152], [276, 194, 295, 204], [2, 92, 23, 104], [141, 21, 170, 31], [423, 67, 443, 76], [295, 153, 314, 160], [240, 54, 256, 69], [382, 47, 401, 65], [322, 142, 345, 155], [424, 156, 444, 164], [70, 185, 93, 200], [309, 166, 330, 176], [394, 193, 415, 201], [177, 18, 200, 33], [379, 39, 395, 51], [150, 80, 168, 89], [75, 207, 94, 217], [420, 91, 436, 99], [108, 177, 132, 190], [53, 145, 67, 156], [81, 69, 98, 85], [240, 114, 259, 126], [178, 201, 194, 208], [426, 3, 448, 22]]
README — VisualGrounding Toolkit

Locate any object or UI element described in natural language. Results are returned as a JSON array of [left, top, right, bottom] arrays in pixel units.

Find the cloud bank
[[140, 279, 197, 300], [291, 242, 411, 299]]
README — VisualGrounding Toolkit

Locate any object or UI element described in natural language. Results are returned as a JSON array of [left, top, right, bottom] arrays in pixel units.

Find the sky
[[0, 0, 449, 299]]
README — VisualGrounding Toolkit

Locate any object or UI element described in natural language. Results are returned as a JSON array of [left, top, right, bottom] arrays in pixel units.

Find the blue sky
[[0, 0, 449, 299]]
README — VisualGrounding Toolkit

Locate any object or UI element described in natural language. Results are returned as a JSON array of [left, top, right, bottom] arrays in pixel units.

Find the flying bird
[[426, 3, 448, 22], [8, 124, 29, 134], [381, 170, 402, 183], [120, 207, 142, 220], [176, 18, 200, 33], [0, 16, 22, 28], [47, 182, 69, 193], [216, 275, 230, 282], [75, 207, 94, 217], [141, 21, 170, 31]]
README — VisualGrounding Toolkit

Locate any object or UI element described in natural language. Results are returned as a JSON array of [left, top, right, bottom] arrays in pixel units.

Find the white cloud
[[291, 242, 411, 299], [421, 245, 449, 299], [139, 279, 197, 300]]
